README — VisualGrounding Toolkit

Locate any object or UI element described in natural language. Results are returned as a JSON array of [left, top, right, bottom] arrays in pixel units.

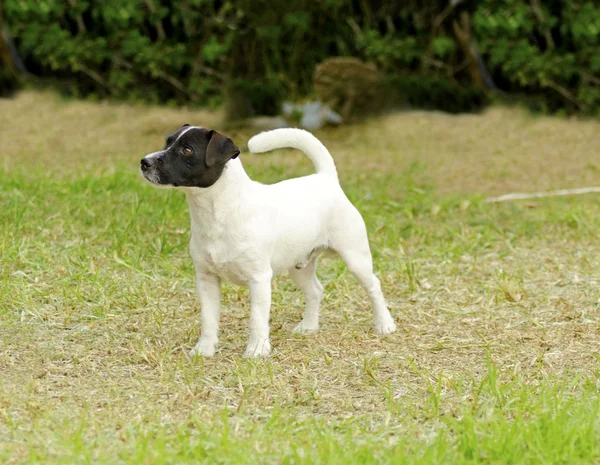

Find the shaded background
[[1, 0, 599, 117]]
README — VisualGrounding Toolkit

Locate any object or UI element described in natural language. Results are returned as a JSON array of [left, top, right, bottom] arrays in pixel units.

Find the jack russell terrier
[[140, 126, 396, 357]]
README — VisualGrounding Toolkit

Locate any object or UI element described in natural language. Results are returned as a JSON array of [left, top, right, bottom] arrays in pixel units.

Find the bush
[[3, 0, 600, 115], [474, 0, 600, 113], [388, 74, 487, 114]]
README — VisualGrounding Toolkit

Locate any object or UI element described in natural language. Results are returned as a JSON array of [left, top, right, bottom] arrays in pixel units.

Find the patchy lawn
[[1, 91, 600, 464]]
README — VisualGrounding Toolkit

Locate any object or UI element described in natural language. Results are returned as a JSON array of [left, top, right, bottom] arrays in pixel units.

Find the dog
[[140, 125, 396, 357]]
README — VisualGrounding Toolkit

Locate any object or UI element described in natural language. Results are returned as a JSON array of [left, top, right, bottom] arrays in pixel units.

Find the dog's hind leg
[[337, 246, 396, 334], [331, 213, 396, 335], [289, 258, 324, 333]]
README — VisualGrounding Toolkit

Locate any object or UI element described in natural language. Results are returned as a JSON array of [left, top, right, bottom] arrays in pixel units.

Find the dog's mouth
[[140, 167, 181, 189], [140, 167, 164, 186]]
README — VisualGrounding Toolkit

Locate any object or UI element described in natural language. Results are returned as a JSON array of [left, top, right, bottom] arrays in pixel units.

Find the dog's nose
[[140, 158, 152, 169]]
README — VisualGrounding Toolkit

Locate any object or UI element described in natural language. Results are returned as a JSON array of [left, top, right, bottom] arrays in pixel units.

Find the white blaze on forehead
[[145, 126, 201, 159], [177, 126, 196, 141], [167, 125, 199, 147]]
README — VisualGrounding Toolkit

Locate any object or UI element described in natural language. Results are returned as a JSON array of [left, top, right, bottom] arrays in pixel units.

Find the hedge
[[3, 0, 600, 115]]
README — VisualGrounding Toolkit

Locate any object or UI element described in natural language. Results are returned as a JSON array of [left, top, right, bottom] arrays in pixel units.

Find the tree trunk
[[0, 5, 21, 96], [452, 12, 486, 89]]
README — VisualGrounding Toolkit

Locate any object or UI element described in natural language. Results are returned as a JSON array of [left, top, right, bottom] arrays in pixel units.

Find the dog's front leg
[[189, 273, 221, 357], [244, 273, 273, 357]]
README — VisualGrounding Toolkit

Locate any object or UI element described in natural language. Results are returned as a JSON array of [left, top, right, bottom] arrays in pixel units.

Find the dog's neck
[[182, 158, 251, 227]]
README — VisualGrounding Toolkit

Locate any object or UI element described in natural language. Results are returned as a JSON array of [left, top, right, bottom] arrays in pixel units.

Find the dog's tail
[[248, 128, 338, 179]]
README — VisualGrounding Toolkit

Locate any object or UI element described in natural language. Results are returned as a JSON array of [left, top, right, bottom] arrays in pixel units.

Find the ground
[[1, 91, 600, 464]]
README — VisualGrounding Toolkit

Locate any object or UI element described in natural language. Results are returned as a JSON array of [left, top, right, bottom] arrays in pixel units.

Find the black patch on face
[[141, 126, 240, 188]]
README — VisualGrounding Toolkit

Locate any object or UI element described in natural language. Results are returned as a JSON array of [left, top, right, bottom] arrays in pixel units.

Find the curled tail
[[248, 128, 338, 179]]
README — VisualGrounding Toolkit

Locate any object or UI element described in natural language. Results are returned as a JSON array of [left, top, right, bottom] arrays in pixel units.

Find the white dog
[[140, 126, 396, 357]]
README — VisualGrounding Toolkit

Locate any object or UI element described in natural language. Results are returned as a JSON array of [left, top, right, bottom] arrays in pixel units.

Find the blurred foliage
[[2, 0, 600, 114], [475, 0, 600, 113], [0, 2, 20, 96]]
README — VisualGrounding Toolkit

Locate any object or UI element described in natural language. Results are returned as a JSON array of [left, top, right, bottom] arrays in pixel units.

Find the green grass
[[1, 91, 600, 464]]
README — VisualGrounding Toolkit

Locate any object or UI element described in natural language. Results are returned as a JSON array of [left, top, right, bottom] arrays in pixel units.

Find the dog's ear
[[181, 123, 190, 128], [205, 130, 240, 167]]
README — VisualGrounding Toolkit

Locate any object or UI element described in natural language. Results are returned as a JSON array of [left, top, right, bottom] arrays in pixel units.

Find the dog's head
[[140, 125, 240, 188]]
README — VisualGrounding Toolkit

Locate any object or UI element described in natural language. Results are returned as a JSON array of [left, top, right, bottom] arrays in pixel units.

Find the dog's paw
[[292, 320, 319, 334], [189, 338, 218, 358], [374, 316, 397, 335], [243, 339, 271, 358]]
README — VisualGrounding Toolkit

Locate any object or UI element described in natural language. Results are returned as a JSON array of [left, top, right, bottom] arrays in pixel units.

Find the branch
[[432, 2, 458, 35], [545, 79, 583, 111], [194, 63, 226, 81], [530, 0, 555, 50], [423, 2, 458, 75], [385, 15, 395, 34], [422, 55, 455, 74], [66, 0, 87, 34], [582, 71, 600, 86], [79, 64, 112, 93], [144, 0, 166, 40], [346, 17, 362, 37], [155, 71, 190, 96]]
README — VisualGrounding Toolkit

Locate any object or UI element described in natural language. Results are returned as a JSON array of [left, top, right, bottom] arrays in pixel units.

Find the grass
[[1, 90, 600, 464]]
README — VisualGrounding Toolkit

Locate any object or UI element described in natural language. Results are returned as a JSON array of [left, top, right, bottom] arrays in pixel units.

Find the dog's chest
[[190, 232, 257, 285], [205, 243, 239, 270]]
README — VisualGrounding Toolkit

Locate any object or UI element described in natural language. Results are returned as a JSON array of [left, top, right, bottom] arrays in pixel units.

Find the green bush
[[3, 0, 600, 115], [475, 0, 600, 113], [388, 74, 487, 114]]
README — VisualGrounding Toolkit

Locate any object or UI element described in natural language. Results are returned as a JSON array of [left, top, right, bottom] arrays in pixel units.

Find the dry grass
[[1, 91, 600, 464], [4, 90, 600, 194]]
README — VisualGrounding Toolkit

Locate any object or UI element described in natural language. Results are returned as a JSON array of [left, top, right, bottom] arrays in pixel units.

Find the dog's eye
[[182, 147, 193, 156]]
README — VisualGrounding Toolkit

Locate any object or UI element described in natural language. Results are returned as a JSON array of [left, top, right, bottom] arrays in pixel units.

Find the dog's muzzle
[[140, 153, 164, 184]]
